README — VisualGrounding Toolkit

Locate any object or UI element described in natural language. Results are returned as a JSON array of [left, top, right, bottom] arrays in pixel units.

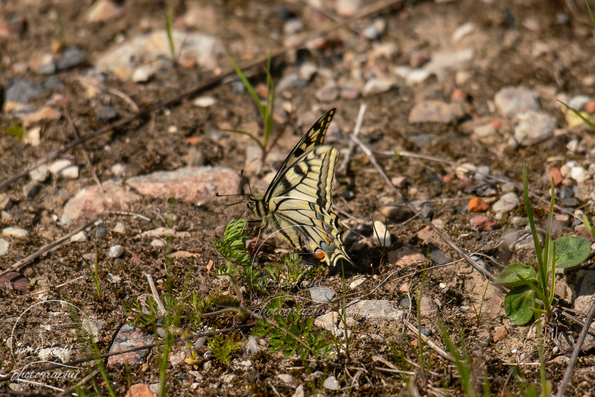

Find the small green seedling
[[208, 333, 241, 365], [494, 164, 590, 325], [3, 117, 24, 140], [224, 50, 278, 168]]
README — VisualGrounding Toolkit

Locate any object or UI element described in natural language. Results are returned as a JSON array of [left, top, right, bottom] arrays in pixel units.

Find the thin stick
[[144, 273, 166, 316], [63, 106, 105, 193], [56, 368, 101, 397], [104, 86, 140, 113], [339, 103, 367, 174], [0, 219, 102, 277], [403, 320, 455, 363], [55, 275, 85, 289], [353, 136, 495, 280], [556, 296, 595, 397], [0, 0, 404, 193], [102, 210, 151, 221]]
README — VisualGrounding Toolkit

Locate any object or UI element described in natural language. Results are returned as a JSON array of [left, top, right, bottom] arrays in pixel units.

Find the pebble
[[399, 298, 411, 309], [35, 53, 57, 75], [387, 246, 425, 267], [276, 73, 307, 92], [58, 48, 86, 70], [114, 222, 126, 234], [362, 78, 396, 96], [299, 62, 318, 80], [23, 182, 41, 199], [511, 216, 529, 227], [452, 21, 475, 42], [0, 272, 29, 294], [336, 0, 361, 17], [95, 226, 107, 238], [349, 278, 367, 289], [514, 111, 557, 146], [408, 101, 464, 124], [292, 385, 305, 397], [0, 239, 9, 255], [405, 69, 431, 85], [58, 166, 80, 179], [95, 105, 118, 121], [570, 166, 589, 184], [586, 100, 595, 113], [70, 231, 87, 242], [193, 96, 216, 108], [468, 197, 488, 212], [6, 78, 47, 103], [559, 186, 574, 199], [277, 374, 294, 385], [373, 221, 391, 247], [44, 76, 63, 89], [2, 227, 28, 238], [29, 165, 49, 182], [473, 124, 497, 138], [283, 18, 303, 35], [22, 106, 61, 127], [323, 376, 340, 391], [419, 296, 439, 318], [111, 163, 126, 176], [125, 166, 242, 206], [455, 163, 476, 180], [315, 80, 339, 102], [49, 159, 72, 176], [568, 95, 590, 111], [424, 48, 474, 81], [492, 192, 520, 212], [568, 270, 595, 315], [494, 86, 541, 117], [430, 248, 452, 265], [0, 194, 14, 210], [309, 287, 335, 303], [493, 327, 508, 343], [547, 167, 563, 186], [151, 239, 165, 247], [64, 182, 142, 220], [23, 126, 41, 146], [108, 324, 154, 365], [362, 18, 386, 40], [410, 50, 431, 68], [470, 215, 497, 231], [345, 300, 403, 322]]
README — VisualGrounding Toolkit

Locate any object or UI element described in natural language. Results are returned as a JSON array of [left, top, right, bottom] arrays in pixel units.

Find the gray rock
[[283, 18, 303, 35], [109, 245, 125, 258], [299, 62, 318, 81], [570, 270, 595, 314], [362, 78, 396, 96], [30, 165, 49, 182], [407, 133, 434, 147], [323, 376, 340, 390], [362, 18, 385, 40], [95, 105, 118, 121], [95, 226, 107, 238], [37, 55, 57, 75], [408, 101, 464, 124], [23, 182, 41, 199], [419, 296, 439, 318], [315, 80, 339, 102], [494, 86, 540, 117], [107, 324, 154, 365], [309, 287, 335, 303], [492, 192, 520, 212], [430, 248, 452, 265], [6, 78, 47, 103], [399, 297, 411, 309], [276, 73, 308, 91], [44, 76, 63, 89], [58, 48, 86, 70], [424, 48, 474, 81], [345, 300, 403, 322], [61, 213, 72, 228], [514, 111, 557, 146], [559, 186, 574, 199]]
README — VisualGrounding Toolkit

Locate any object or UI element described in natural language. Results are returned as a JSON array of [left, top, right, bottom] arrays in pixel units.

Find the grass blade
[[225, 48, 265, 118]]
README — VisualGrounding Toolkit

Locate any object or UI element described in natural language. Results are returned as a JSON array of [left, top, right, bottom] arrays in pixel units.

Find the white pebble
[[113, 222, 125, 234], [0, 239, 9, 255], [30, 165, 49, 182], [570, 166, 589, 184], [58, 165, 79, 179], [49, 159, 72, 175], [151, 239, 165, 247], [193, 96, 216, 108], [109, 245, 125, 258], [2, 227, 28, 238], [373, 221, 391, 247], [70, 231, 87, 242], [60, 213, 72, 228]]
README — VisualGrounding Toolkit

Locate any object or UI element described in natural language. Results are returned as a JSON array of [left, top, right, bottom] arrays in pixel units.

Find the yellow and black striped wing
[[266, 198, 353, 267], [266, 145, 337, 211], [264, 108, 336, 203]]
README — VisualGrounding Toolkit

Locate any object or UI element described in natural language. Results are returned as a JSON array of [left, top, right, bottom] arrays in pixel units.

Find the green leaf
[[225, 48, 265, 117], [546, 236, 591, 269], [494, 263, 537, 287], [504, 286, 536, 325]]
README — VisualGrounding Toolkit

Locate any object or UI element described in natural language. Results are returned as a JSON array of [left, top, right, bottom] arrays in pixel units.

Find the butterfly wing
[[263, 145, 353, 267], [263, 108, 336, 204]]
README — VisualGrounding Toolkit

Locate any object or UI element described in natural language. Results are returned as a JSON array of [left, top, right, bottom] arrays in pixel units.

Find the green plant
[[224, 50, 278, 167], [262, 252, 311, 288], [253, 298, 335, 360], [208, 334, 241, 364], [77, 247, 104, 301], [494, 165, 590, 325], [464, 279, 490, 327], [164, 6, 176, 64], [3, 117, 24, 140], [439, 324, 478, 397]]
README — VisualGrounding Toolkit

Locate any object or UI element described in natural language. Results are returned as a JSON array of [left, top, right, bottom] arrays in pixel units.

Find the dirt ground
[[2, 0, 595, 395]]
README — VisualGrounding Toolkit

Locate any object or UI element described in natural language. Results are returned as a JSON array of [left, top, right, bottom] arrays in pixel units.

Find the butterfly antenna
[[240, 169, 253, 196], [215, 193, 246, 197]]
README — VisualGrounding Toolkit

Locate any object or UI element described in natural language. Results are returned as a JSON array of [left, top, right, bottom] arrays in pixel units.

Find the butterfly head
[[246, 194, 266, 219]]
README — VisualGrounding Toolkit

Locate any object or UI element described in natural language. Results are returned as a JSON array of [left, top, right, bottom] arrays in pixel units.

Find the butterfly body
[[246, 109, 353, 268]]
